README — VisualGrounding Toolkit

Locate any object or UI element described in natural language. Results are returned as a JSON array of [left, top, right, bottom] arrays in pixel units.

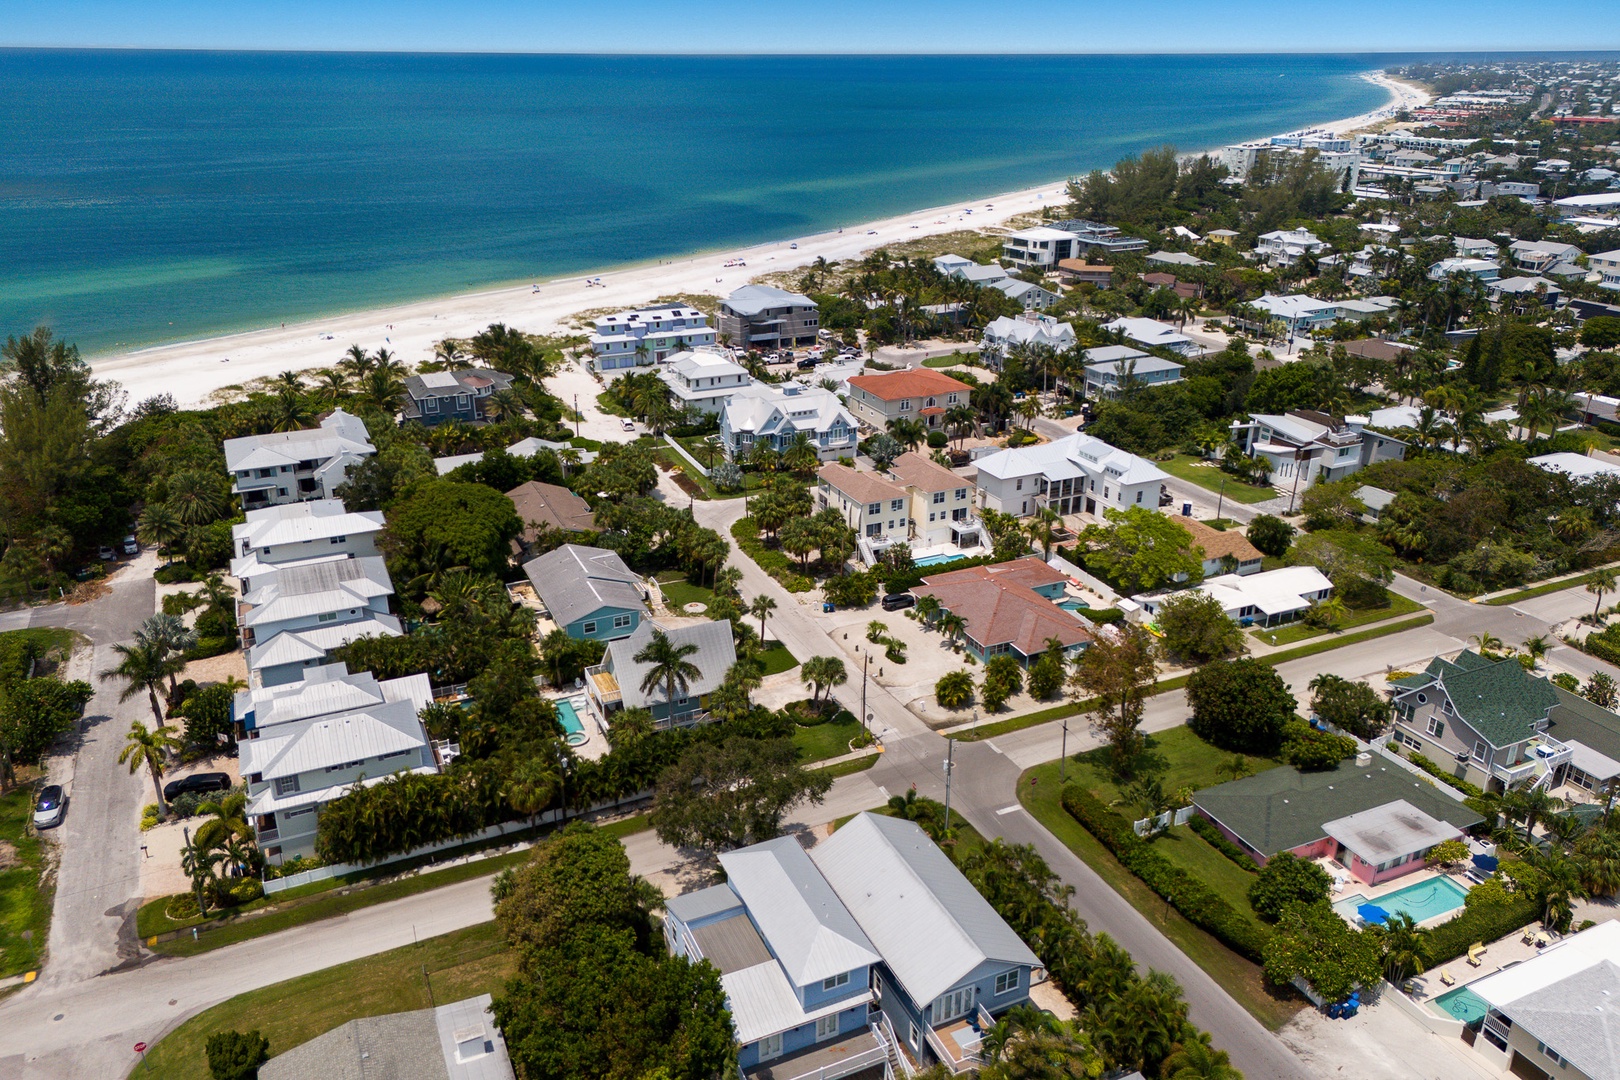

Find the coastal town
[[9, 54, 1620, 1080]]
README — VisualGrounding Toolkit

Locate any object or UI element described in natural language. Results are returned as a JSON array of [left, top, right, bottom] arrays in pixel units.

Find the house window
[[867, 524, 881, 537], [868, 502, 881, 515], [816, 1014, 839, 1041], [947, 393, 959, 404], [317, 612, 338, 623], [1539, 1042, 1566, 1067], [899, 400, 912, 411], [1416, 693, 1428, 704], [284, 805, 316, 819], [908, 1023, 920, 1052], [1442, 700, 1453, 715], [613, 613, 633, 629], [425, 397, 438, 412], [1136, 490, 1144, 504], [932, 986, 976, 1023], [582, 621, 597, 635], [994, 968, 1021, 995], [1015, 479, 1023, 491], [823, 971, 850, 991], [933, 491, 945, 505], [1426, 717, 1445, 740], [273, 775, 300, 796], [1473, 740, 1489, 762]]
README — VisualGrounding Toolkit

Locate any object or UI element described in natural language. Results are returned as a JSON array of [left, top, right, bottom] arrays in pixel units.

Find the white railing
[[772, 1041, 892, 1080], [923, 1024, 983, 1074], [877, 1013, 914, 1080]]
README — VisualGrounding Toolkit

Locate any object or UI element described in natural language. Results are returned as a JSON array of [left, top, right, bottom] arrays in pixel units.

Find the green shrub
[[1187, 815, 1259, 872], [141, 804, 161, 831], [153, 563, 199, 585], [730, 517, 814, 592], [822, 571, 876, 608], [927, 430, 949, 449], [1062, 787, 1271, 960], [227, 880, 265, 905], [206, 1029, 270, 1080], [1248, 852, 1331, 921], [880, 553, 1000, 594], [1423, 894, 1540, 965], [1083, 608, 1124, 626]]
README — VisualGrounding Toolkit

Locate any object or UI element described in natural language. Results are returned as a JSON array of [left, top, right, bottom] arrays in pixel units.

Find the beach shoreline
[[90, 69, 1430, 408]]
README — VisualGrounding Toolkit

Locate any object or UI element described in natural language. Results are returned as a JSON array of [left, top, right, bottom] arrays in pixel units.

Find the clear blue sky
[[4, 0, 1617, 53]]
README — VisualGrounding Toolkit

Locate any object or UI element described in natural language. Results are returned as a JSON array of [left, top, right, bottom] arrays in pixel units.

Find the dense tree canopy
[[1186, 658, 1296, 755]]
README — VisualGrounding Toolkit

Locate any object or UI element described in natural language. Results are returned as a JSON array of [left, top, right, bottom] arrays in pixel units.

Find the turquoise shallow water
[[0, 50, 1393, 353]]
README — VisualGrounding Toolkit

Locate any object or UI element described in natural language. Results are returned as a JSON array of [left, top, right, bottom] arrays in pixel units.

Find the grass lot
[[131, 922, 513, 1080], [1484, 568, 1619, 606], [811, 753, 880, 780], [1063, 726, 1275, 808], [951, 676, 1192, 743], [1018, 760, 1303, 1031], [655, 574, 715, 613], [922, 354, 979, 369], [139, 814, 650, 955], [653, 446, 768, 501], [1156, 455, 1277, 505], [757, 642, 799, 676], [0, 780, 52, 978], [792, 717, 866, 763], [1249, 592, 1426, 646]]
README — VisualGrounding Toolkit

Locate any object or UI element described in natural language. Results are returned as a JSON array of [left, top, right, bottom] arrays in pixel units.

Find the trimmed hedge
[[1423, 895, 1541, 965], [1407, 751, 1486, 799], [1187, 815, 1260, 872], [880, 553, 1000, 593], [1084, 608, 1124, 626], [1062, 787, 1271, 961], [730, 517, 814, 593]]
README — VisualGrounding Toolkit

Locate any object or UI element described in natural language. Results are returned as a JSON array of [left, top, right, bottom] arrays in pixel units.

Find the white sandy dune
[[91, 71, 1428, 408]]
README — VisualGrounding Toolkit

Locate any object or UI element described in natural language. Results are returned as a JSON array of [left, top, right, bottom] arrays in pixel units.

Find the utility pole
[[1215, 476, 1227, 523], [943, 738, 955, 832], [1060, 719, 1069, 782], [861, 653, 869, 736], [573, 394, 581, 438]]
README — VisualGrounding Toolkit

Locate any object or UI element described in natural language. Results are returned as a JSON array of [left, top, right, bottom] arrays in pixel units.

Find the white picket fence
[[1133, 805, 1195, 836]]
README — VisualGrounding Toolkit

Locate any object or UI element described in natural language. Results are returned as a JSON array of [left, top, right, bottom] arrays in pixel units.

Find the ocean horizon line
[[4, 45, 1616, 58]]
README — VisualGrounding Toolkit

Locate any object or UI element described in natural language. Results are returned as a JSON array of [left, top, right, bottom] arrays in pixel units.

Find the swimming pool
[[1058, 599, 1091, 612], [1429, 985, 1488, 1024], [556, 699, 590, 747], [915, 553, 966, 568], [1333, 876, 1470, 926]]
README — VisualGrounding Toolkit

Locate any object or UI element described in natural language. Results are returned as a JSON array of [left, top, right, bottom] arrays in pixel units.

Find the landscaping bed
[[0, 779, 53, 978]]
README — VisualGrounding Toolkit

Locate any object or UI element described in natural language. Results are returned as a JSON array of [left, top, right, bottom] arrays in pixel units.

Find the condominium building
[[590, 305, 715, 371], [717, 286, 819, 353]]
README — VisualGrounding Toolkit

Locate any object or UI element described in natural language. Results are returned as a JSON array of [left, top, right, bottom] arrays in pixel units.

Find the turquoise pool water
[[915, 554, 966, 568], [556, 699, 589, 746], [1430, 985, 1488, 1024], [1059, 599, 1091, 612], [1334, 876, 1470, 925]]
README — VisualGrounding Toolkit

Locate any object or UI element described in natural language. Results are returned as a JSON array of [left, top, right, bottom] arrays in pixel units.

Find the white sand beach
[[91, 71, 1431, 408]]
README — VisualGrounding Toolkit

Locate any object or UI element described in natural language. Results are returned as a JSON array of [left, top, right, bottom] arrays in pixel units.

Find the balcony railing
[[923, 1022, 984, 1075], [770, 1037, 892, 1080], [1492, 736, 1574, 786]]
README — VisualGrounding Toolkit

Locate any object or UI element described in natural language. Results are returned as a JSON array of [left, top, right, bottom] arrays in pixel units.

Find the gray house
[[584, 619, 736, 730], [260, 994, 514, 1080], [402, 369, 515, 426], [717, 285, 820, 353], [1081, 345, 1184, 399]]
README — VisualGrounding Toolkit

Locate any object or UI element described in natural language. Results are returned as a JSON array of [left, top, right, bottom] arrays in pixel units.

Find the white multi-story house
[[1428, 257, 1501, 283], [982, 313, 1076, 358], [1254, 228, 1329, 268], [1589, 249, 1620, 290], [974, 431, 1169, 518], [229, 499, 386, 590], [239, 556, 402, 687], [590, 306, 715, 372], [720, 383, 857, 462], [1100, 317, 1197, 356], [658, 349, 753, 415], [1241, 294, 1340, 337], [844, 368, 971, 432], [1000, 226, 1086, 270], [817, 453, 983, 561], [1228, 410, 1407, 491], [223, 410, 376, 510], [236, 662, 437, 864]]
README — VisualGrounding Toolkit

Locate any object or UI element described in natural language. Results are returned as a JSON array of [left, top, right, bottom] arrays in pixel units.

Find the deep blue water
[[0, 51, 1392, 354]]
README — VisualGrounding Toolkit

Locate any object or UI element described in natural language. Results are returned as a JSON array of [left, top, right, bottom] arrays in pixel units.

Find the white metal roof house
[[664, 813, 1044, 1079], [981, 312, 1077, 358], [1254, 228, 1329, 268], [973, 430, 1168, 519], [1466, 920, 1620, 1080], [238, 556, 400, 687], [1082, 347, 1184, 399], [1100, 317, 1197, 356], [237, 662, 436, 864], [1244, 294, 1340, 337], [1133, 565, 1334, 628], [584, 619, 735, 730], [1488, 275, 1563, 310], [1427, 256, 1501, 283], [657, 348, 753, 415], [1228, 410, 1406, 492], [720, 383, 857, 462], [223, 409, 376, 510], [590, 305, 715, 372], [229, 499, 386, 589]]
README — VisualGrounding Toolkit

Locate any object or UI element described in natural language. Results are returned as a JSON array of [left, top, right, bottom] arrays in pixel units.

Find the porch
[[922, 1004, 996, 1074], [745, 1029, 888, 1080]]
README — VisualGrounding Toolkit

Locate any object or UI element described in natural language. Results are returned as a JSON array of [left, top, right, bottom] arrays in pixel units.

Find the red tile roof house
[[845, 368, 972, 432], [911, 557, 1092, 666]]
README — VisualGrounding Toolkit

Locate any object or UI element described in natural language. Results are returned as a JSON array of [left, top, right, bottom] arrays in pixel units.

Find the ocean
[[0, 51, 1392, 354]]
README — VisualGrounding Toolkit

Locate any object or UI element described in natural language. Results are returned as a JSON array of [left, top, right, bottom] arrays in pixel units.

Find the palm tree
[[1522, 634, 1552, 667], [180, 837, 221, 915], [341, 344, 376, 378], [166, 470, 226, 527], [799, 655, 848, 705], [632, 629, 702, 715], [782, 433, 819, 476], [268, 386, 313, 432], [136, 613, 197, 699], [887, 417, 926, 452], [1161, 1032, 1243, 1080], [100, 639, 179, 725], [311, 367, 353, 405], [1016, 394, 1042, 430], [137, 501, 184, 565], [1516, 784, 1565, 844], [748, 594, 777, 642], [503, 756, 560, 830], [914, 594, 941, 625], [119, 720, 181, 819], [945, 403, 977, 449], [1377, 912, 1428, 983], [193, 790, 252, 849], [1025, 505, 1061, 560], [361, 368, 406, 413], [1589, 569, 1618, 623], [1216, 754, 1252, 782], [1471, 632, 1503, 657], [937, 611, 966, 649]]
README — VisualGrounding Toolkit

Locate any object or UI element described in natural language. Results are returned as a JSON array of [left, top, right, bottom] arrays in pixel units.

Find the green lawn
[[1249, 592, 1426, 646], [131, 922, 514, 1080], [656, 575, 715, 613], [1156, 455, 1277, 505], [1485, 569, 1618, 607], [757, 642, 799, 676], [1061, 726, 1276, 808], [0, 781, 52, 978], [140, 815, 650, 955], [923, 354, 979, 369], [1018, 761, 1303, 1032], [811, 754, 881, 780], [792, 717, 866, 763]]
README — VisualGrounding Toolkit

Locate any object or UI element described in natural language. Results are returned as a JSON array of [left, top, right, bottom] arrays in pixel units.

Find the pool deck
[[1406, 931, 1552, 1015], [1321, 863, 1470, 925], [550, 693, 610, 761]]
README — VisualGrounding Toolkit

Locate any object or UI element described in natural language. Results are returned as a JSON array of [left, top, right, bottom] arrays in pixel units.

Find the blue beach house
[[521, 544, 647, 642], [664, 813, 1046, 1078], [584, 620, 736, 731]]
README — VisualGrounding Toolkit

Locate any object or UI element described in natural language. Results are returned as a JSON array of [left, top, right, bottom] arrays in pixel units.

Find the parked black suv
[[163, 771, 232, 801], [880, 593, 915, 611]]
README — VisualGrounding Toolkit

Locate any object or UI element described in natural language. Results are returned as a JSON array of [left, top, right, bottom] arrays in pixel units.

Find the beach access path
[[88, 72, 1428, 411]]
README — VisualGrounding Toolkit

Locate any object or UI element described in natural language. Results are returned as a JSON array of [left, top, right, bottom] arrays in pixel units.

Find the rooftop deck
[[746, 1030, 887, 1080]]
